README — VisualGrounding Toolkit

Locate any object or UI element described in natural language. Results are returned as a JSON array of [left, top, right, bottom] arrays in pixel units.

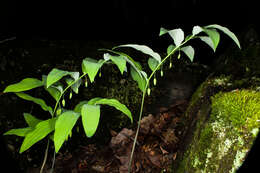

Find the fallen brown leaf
[[147, 150, 162, 168], [160, 145, 169, 155]]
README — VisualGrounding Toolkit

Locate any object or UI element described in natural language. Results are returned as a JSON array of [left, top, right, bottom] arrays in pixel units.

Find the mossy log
[[175, 76, 260, 173]]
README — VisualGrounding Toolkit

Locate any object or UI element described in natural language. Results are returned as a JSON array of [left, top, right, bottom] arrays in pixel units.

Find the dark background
[[1, 0, 259, 40], [1, 0, 259, 172]]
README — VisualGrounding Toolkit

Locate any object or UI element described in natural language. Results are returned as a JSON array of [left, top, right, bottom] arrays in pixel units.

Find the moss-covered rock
[[175, 76, 260, 172]]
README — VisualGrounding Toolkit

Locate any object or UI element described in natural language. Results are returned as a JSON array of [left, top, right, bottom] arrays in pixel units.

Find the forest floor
[[50, 100, 189, 173]]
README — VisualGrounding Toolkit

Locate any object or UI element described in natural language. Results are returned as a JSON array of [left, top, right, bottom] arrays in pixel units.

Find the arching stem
[[128, 36, 194, 172]]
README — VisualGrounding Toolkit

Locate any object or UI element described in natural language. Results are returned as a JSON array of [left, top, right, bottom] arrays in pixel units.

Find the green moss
[[211, 90, 260, 132], [177, 89, 260, 173]]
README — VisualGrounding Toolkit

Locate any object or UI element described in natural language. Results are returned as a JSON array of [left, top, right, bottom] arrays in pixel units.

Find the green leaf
[[181, 46, 195, 62], [68, 72, 81, 94], [163, 28, 184, 46], [192, 26, 203, 36], [130, 67, 147, 92], [205, 24, 241, 49], [24, 113, 42, 127], [148, 58, 159, 71], [193, 25, 221, 52], [4, 127, 33, 137], [199, 36, 215, 52], [74, 100, 89, 113], [114, 44, 161, 62], [74, 98, 102, 113], [46, 68, 70, 88], [95, 98, 133, 123], [46, 86, 62, 101], [54, 111, 80, 153], [167, 44, 175, 55], [81, 104, 101, 138], [19, 118, 56, 153], [107, 53, 127, 74], [82, 58, 103, 83], [159, 27, 168, 36], [87, 97, 102, 105], [3, 78, 43, 93], [16, 92, 53, 115], [42, 75, 62, 101], [100, 49, 142, 73], [203, 29, 220, 52]]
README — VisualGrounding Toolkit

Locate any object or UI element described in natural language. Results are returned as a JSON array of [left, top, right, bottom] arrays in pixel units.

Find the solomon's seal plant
[[3, 56, 133, 172], [101, 24, 240, 172], [3, 24, 240, 173]]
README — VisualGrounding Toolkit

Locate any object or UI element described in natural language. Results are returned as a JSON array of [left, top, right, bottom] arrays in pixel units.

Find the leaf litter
[[54, 100, 189, 173]]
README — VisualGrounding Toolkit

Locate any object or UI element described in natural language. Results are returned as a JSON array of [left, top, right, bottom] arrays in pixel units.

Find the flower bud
[[178, 52, 181, 59], [147, 88, 151, 96], [153, 77, 157, 86], [62, 99, 65, 107], [160, 70, 163, 77], [169, 62, 172, 68]]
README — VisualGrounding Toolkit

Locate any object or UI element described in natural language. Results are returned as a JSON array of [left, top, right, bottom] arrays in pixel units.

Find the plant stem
[[128, 36, 194, 172], [128, 89, 146, 173], [40, 139, 49, 173], [40, 73, 87, 172], [52, 73, 86, 117]]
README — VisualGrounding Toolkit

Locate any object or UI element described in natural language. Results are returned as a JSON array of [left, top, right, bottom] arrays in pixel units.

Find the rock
[[174, 76, 260, 173]]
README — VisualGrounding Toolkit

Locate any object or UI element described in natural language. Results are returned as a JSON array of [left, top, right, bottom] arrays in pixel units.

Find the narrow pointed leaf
[[24, 113, 42, 127], [203, 29, 220, 52], [81, 104, 100, 138], [95, 98, 133, 123], [205, 24, 241, 49], [19, 118, 56, 153], [199, 36, 215, 52], [87, 97, 102, 105], [168, 29, 185, 46], [45, 86, 61, 101], [108, 54, 127, 74], [54, 111, 80, 153], [46, 68, 69, 88], [114, 44, 161, 62], [100, 49, 142, 73], [130, 67, 146, 92], [66, 72, 81, 94], [16, 92, 53, 114], [159, 27, 168, 36], [42, 75, 62, 101], [148, 58, 159, 71], [192, 26, 203, 36], [82, 58, 103, 83], [3, 78, 43, 93], [72, 79, 81, 94], [4, 127, 33, 137], [181, 46, 195, 62], [167, 44, 175, 55]]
